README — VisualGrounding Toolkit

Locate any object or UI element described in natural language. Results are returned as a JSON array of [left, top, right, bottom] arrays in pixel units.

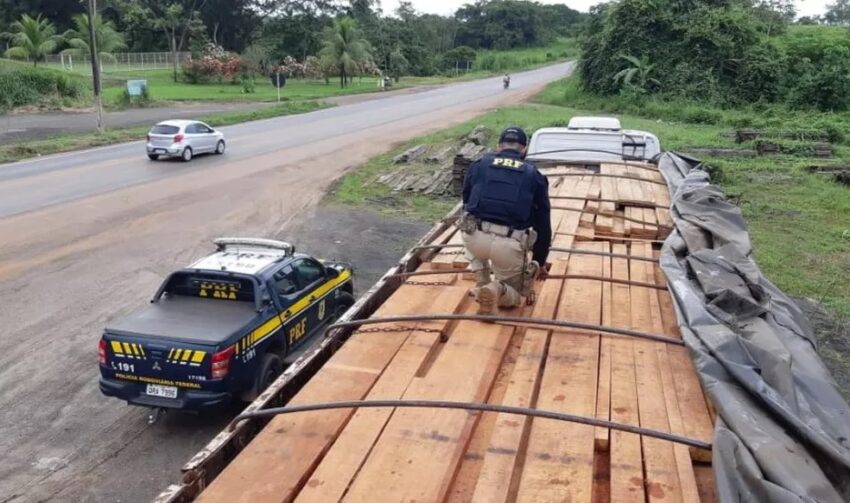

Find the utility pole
[[87, 0, 104, 133]]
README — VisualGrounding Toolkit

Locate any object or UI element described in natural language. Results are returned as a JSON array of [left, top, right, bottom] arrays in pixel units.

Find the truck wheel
[[334, 292, 355, 320], [243, 353, 282, 402]]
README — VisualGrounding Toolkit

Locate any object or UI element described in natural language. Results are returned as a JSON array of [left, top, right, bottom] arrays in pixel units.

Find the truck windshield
[[162, 272, 256, 302]]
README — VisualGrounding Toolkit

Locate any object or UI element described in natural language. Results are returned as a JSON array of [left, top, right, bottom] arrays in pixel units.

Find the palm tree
[[319, 18, 372, 88], [2, 14, 60, 66], [612, 54, 660, 93], [62, 13, 126, 65]]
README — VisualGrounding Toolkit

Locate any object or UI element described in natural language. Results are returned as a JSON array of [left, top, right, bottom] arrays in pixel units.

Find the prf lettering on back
[[492, 157, 524, 169], [199, 282, 238, 300]]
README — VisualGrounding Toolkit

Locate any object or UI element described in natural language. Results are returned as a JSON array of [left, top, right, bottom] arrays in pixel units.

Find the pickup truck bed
[[106, 295, 258, 345]]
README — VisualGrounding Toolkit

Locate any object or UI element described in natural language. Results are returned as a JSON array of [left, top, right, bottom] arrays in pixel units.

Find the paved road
[[0, 101, 275, 145], [0, 84, 439, 146], [0, 62, 573, 502]]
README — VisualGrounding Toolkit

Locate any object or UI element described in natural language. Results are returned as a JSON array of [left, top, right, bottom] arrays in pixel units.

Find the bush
[[181, 45, 243, 84], [240, 73, 255, 94], [578, 0, 849, 111], [0, 64, 88, 111], [788, 47, 850, 111]]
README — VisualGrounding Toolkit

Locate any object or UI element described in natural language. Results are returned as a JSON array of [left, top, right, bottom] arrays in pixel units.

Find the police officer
[[461, 126, 551, 315]]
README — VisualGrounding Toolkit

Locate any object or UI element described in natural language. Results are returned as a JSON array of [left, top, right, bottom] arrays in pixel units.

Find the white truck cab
[[526, 116, 661, 163]]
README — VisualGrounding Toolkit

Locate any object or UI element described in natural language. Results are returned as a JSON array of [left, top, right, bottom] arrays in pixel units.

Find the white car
[[146, 120, 226, 162]]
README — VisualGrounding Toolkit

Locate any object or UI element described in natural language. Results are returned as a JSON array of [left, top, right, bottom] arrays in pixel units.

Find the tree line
[[0, 0, 583, 81], [579, 0, 850, 111]]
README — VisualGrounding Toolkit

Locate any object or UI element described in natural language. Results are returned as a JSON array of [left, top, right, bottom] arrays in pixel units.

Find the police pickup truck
[[99, 238, 354, 412]]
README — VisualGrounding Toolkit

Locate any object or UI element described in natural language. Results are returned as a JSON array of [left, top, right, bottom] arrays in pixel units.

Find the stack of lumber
[[198, 160, 716, 503], [393, 144, 428, 164], [542, 163, 672, 242], [451, 142, 487, 196], [376, 167, 455, 195]]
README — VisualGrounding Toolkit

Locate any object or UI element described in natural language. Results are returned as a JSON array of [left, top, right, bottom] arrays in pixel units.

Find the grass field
[[101, 69, 405, 105]]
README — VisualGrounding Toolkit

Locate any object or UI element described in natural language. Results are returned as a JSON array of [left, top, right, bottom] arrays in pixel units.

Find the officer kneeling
[[461, 126, 551, 315]]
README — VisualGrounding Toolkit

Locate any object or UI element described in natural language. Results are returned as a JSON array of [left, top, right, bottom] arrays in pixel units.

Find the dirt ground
[[0, 202, 429, 503]]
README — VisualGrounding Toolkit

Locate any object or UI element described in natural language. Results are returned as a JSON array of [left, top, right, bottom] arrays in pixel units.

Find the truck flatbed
[[183, 161, 716, 502]]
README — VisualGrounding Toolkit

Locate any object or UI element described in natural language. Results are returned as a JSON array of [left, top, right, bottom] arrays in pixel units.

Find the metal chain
[[356, 325, 443, 334], [403, 280, 456, 286]]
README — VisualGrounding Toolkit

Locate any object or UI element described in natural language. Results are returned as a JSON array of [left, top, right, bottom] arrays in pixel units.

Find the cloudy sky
[[381, 0, 830, 19]]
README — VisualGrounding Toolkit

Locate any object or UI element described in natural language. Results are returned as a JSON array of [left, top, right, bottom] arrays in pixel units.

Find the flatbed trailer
[[156, 158, 720, 502]]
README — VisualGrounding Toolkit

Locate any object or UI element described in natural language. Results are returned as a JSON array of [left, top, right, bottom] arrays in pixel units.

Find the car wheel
[[333, 292, 356, 320], [215, 140, 226, 155], [147, 154, 159, 161], [258, 353, 282, 392], [181, 147, 193, 162]]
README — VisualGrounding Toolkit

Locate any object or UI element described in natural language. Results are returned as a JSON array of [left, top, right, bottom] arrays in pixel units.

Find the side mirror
[[326, 267, 340, 279]]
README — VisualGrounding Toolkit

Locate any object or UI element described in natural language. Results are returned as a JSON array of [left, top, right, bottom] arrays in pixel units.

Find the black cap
[[499, 126, 528, 146]]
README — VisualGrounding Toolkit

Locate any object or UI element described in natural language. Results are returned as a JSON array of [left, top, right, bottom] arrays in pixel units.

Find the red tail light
[[174, 134, 184, 143], [99, 339, 107, 365], [211, 346, 235, 380]]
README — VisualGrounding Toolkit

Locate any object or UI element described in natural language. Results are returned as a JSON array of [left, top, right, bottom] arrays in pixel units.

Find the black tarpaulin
[[656, 152, 850, 502]]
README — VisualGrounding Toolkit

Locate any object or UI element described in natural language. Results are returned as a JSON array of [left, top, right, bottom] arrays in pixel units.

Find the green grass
[[472, 37, 579, 73], [100, 69, 412, 105], [0, 100, 329, 164], [542, 79, 850, 319]]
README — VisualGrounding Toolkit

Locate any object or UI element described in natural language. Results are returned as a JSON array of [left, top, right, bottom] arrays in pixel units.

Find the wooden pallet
[[198, 161, 715, 503]]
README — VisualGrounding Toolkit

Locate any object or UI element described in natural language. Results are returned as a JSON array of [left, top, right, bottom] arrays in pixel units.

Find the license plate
[[155, 148, 166, 153], [146, 384, 178, 399]]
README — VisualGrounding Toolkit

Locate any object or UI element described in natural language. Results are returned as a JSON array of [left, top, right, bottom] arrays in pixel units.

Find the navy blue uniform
[[462, 149, 551, 265]]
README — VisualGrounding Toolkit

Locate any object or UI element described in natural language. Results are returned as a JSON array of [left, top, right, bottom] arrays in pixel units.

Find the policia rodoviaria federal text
[[460, 126, 551, 315]]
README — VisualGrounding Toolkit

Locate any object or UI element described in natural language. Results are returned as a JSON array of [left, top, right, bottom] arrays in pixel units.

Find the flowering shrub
[[182, 44, 244, 84]]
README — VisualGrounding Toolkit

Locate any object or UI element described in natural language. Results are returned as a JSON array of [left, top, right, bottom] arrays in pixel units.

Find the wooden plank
[[612, 211, 625, 238], [341, 296, 516, 503], [295, 330, 443, 503], [594, 248, 613, 451], [651, 255, 713, 463], [469, 261, 568, 503], [198, 283, 470, 503], [515, 241, 604, 501], [447, 329, 525, 503], [644, 251, 699, 503], [629, 244, 684, 503], [626, 166, 659, 240], [595, 172, 615, 233], [608, 243, 644, 502], [694, 464, 717, 503], [431, 231, 465, 270], [552, 176, 594, 245], [600, 164, 620, 202]]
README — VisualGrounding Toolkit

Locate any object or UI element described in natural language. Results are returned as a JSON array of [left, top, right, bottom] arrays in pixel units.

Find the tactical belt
[[479, 220, 528, 239]]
